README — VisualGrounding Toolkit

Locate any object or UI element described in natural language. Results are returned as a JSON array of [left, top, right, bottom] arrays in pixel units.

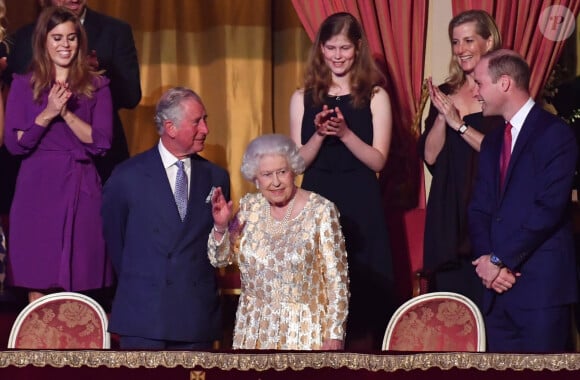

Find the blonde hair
[[446, 10, 502, 93], [0, 0, 6, 42]]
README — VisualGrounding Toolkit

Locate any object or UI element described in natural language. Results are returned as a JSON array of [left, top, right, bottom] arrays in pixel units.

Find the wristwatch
[[457, 123, 469, 135], [490, 254, 504, 268]]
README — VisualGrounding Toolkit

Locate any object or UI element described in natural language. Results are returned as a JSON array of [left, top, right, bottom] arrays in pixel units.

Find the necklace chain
[[267, 194, 296, 235]]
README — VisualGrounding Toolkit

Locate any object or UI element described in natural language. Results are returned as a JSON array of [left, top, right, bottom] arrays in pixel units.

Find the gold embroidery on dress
[[208, 192, 349, 350]]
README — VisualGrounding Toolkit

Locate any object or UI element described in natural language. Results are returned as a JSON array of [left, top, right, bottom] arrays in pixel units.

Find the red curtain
[[291, 0, 428, 301], [291, 0, 427, 130], [453, 0, 580, 98]]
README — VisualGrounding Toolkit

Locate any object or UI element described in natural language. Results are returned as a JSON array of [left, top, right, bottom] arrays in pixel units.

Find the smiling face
[[46, 21, 78, 69], [473, 57, 502, 117], [451, 21, 493, 74], [255, 154, 296, 207], [321, 32, 357, 78], [165, 98, 209, 158]]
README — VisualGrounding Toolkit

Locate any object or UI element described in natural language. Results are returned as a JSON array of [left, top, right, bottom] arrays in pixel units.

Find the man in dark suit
[[469, 49, 578, 352], [1, 0, 141, 205], [101, 87, 230, 349]]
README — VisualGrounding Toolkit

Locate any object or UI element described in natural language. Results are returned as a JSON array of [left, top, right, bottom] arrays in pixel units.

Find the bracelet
[[213, 225, 227, 234]]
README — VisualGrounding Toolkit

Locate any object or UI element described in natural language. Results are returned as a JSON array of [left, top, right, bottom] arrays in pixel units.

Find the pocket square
[[205, 186, 217, 204]]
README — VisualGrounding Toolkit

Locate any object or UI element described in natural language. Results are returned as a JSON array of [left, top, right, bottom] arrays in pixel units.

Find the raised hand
[[427, 77, 462, 129], [210, 186, 233, 231]]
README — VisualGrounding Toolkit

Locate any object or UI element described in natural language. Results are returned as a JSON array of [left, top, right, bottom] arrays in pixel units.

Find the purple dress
[[4, 73, 114, 291]]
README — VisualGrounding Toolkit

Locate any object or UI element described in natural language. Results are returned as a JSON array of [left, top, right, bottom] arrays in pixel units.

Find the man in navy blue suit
[[469, 49, 578, 352], [101, 87, 230, 349]]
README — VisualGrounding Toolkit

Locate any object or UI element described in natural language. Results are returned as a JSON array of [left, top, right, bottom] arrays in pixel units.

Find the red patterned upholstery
[[7, 292, 110, 349], [382, 292, 485, 352], [216, 266, 241, 296]]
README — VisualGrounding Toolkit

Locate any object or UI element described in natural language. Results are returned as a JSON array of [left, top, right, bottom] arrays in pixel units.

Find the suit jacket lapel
[[141, 148, 183, 227], [502, 105, 539, 195], [174, 154, 213, 248], [82, 8, 100, 48], [491, 130, 504, 200], [187, 155, 207, 220], [139, 150, 213, 251]]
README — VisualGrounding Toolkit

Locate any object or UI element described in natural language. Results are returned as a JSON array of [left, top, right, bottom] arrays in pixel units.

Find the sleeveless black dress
[[301, 92, 394, 348], [417, 83, 504, 305]]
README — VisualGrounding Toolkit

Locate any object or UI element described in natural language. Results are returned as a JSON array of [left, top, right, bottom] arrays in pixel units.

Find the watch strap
[[490, 254, 504, 267]]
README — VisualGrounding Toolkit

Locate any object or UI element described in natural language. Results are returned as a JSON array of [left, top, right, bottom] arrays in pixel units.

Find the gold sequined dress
[[208, 191, 349, 350]]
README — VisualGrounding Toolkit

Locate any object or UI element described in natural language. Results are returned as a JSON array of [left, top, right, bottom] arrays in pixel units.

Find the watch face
[[458, 124, 468, 134], [490, 255, 502, 266]]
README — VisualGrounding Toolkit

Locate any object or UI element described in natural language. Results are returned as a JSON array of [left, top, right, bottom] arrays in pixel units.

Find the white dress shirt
[[507, 97, 535, 152], [158, 140, 190, 200]]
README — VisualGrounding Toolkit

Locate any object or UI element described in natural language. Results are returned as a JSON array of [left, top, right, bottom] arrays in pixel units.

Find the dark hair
[[485, 49, 530, 91], [446, 10, 501, 93], [31, 6, 98, 101], [303, 12, 385, 108]]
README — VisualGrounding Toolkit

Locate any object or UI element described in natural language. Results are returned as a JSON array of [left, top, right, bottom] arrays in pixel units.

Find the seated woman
[[208, 134, 349, 350]]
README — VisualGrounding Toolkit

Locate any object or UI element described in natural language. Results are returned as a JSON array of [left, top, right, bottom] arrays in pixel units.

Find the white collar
[[158, 140, 190, 169], [508, 97, 535, 130], [79, 8, 87, 24]]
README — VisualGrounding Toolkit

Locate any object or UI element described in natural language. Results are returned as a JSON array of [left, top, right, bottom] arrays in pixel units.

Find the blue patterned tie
[[175, 160, 188, 221]]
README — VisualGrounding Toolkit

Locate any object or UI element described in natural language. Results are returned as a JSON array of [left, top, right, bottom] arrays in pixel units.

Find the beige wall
[[423, 0, 452, 197]]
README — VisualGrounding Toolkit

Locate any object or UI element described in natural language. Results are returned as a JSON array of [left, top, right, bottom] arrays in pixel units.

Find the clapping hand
[[314, 105, 348, 138], [47, 81, 72, 118], [427, 77, 462, 128]]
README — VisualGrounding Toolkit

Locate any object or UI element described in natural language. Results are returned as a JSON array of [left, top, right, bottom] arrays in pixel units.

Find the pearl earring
[[255, 181, 260, 189]]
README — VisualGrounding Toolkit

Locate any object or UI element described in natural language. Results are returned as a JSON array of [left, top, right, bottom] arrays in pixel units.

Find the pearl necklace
[[267, 194, 296, 235]]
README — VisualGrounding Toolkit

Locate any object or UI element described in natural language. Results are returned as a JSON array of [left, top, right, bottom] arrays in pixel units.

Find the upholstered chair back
[[383, 292, 485, 352], [8, 292, 110, 349]]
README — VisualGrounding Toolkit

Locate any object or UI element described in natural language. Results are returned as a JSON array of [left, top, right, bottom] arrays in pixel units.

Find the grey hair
[[154, 87, 202, 135], [241, 134, 306, 181]]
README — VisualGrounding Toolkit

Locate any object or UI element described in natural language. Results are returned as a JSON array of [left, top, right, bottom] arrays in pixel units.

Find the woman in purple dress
[[4, 6, 113, 303]]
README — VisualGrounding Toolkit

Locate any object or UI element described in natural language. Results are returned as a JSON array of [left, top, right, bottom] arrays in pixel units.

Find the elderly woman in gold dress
[[208, 134, 349, 350]]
